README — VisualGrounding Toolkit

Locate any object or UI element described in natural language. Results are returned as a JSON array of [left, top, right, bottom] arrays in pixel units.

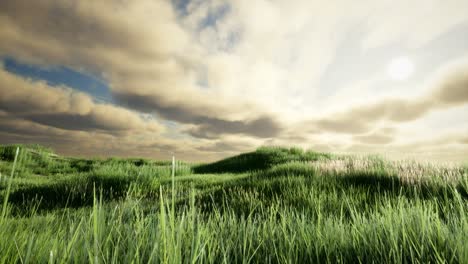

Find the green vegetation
[[193, 146, 331, 173], [0, 144, 467, 263]]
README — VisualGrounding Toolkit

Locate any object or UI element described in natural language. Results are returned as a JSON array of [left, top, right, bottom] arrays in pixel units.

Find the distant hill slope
[[0, 144, 331, 175], [193, 146, 331, 173], [0, 144, 57, 161]]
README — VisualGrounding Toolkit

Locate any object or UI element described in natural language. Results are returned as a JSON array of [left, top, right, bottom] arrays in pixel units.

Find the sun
[[387, 56, 414, 80]]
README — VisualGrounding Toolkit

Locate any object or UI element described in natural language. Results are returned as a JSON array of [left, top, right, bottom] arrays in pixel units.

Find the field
[[0, 144, 467, 263]]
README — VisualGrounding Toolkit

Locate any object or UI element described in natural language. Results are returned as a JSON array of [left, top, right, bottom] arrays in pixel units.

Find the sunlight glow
[[387, 57, 414, 80]]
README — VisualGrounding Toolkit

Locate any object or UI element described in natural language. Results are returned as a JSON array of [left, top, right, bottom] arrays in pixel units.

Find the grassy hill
[[0, 144, 467, 263], [193, 146, 331, 173]]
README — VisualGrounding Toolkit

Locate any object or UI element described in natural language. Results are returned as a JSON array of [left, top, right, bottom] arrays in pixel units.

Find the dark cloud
[[114, 91, 282, 138], [432, 66, 468, 105], [186, 116, 281, 138], [0, 0, 181, 65], [0, 113, 63, 138], [196, 140, 255, 153], [0, 113, 220, 161], [21, 112, 132, 134], [0, 68, 162, 134], [113, 91, 216, 123], [1, 0, 284, 140]]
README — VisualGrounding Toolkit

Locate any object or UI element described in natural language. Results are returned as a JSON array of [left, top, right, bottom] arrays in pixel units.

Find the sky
[[0, 0, 467, 162]]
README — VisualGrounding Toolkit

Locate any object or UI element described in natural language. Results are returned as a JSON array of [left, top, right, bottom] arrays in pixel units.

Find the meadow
[[0, 144, 467, 263]]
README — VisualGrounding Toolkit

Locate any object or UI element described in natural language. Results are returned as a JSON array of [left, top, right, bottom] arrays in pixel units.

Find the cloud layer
[[0, 0, 467, 162], [0, 67, 162, 134]]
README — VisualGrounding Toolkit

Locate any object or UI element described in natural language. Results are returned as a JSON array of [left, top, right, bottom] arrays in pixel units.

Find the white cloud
[[0, 0, 467, 160]]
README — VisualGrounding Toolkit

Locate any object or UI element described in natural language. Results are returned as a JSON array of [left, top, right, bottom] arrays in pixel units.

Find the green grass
[[0, 144, 467, 263], [193, 146, 331, 173]]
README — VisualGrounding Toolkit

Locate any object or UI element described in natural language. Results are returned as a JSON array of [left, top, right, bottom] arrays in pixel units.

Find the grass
[[192, 146, 331, 173], [0, 144, 467, 263]]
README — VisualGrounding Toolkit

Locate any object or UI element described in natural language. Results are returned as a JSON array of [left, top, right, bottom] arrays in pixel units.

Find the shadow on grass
[[194, 165, 467, 218], [193, 147, 330, 174], [5, 161, 466, 218], [6, 174, 153, 215]]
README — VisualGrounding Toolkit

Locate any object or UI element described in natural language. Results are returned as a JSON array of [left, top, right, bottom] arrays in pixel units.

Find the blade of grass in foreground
[[1, 147, 19, 220]]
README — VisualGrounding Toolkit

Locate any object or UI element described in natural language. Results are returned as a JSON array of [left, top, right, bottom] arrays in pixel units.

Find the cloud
[[302, 58, 468, 136], [312, 118, 370, 134], [195, 135, 259, 153], [0, 0, 188, 64], [301, 99, 431, 135], [0, 111, 70, 138], [0, 111, 228, 161], [113, 90, 282, 138], [312, 98, 433, 133], [0, 67, 163, 134], [185, 116, 282, 138], [362, 0, 468, 49], [0, 68, 92, 115], [459, 137, 468, 144], [344, 130, 468, 161], [0, 0, 467, 161], [431, 63, 468, 105], [0, 0, 287, 139], [353, 128, 395, 145]]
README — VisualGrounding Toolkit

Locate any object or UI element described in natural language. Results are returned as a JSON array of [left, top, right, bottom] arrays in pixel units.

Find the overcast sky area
[[0, 0, 467, 162]]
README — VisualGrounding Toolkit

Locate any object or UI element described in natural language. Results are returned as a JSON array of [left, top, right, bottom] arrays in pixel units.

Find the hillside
[[0, 144, 467, 263]]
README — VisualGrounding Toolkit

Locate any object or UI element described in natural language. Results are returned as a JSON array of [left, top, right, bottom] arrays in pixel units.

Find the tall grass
[[1, 147, 19, 220], [0, 145, 466, 263]]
